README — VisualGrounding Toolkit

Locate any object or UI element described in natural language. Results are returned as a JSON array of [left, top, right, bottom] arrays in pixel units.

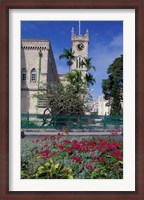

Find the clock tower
[[71, 26, 89, 77]]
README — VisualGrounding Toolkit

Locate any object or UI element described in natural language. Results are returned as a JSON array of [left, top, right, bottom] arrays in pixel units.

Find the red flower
[[91, 149, 96, 153], [52, 141, 58, 146], [58, 133, 63, 137], [100, 156, 108, 163], [38, 149, 51, 158], [111, 129, 119, 136], [65, 147, 73, 153], [85, 163, 95, 171], [62, 139, 70, 145], [80, 146, 88, 152], [50, 136, 55, 140], [71, 156, 82, 163], [59, 145, 64, 151], [72, 140, 78, 144], [113, 150, 122, 160], [82, 163, 86, 167], [44, 136, 48, 140]]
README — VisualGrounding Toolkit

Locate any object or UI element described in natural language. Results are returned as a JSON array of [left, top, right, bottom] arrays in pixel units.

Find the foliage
[[22, 157, 73, 179], [66, 70, 84, 93], [85, 73, 96, 86], [33, 76, 94, 126], [33, 49, 96, 126], [102, 55, 123, 115], [59, 48, 75, 71], [59, 49, 96, 87], [34, 82, 91, 114], [81, 58, 96, 71], [21, 134, 123, 179], [80, 58, 96, 86]]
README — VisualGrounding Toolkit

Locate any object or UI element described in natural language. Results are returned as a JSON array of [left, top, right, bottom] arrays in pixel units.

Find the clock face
[[77, 43, 84, 51]]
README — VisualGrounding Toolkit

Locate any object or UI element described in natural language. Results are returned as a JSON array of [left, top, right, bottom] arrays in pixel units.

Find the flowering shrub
[[21, 134, 123, 179]]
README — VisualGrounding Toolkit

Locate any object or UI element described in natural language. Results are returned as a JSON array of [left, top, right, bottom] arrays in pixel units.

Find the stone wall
[[21, 39, 58, 114]]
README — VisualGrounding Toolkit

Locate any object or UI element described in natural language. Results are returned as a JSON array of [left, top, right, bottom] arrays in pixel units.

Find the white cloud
[[110, 33, 123, 47]]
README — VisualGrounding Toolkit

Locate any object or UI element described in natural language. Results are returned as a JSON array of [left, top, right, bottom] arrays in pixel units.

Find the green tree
[[102, 55, 123, 115], [34, 81, 91, 126], [81, 58, 96, 86], [81, 58, 96, 71], [35, 50, 96, 127], [85, 73, 96, 86], [66, 70, 84, 93], [59, 48, 75, 72]]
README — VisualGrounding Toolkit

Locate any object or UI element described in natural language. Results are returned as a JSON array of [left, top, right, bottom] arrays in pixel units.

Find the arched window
[[76, 56, 83, 68], [76, 59, 78, 68], [31, 68, 37, 82], [22, 68, 26, 81]]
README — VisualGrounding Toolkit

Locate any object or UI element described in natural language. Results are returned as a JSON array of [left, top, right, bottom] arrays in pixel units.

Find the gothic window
[[31, 68, 37, 82], [79, 57, 81, 68], [76, 56, 83, 68], [22, 68, 26, 81], [76, 59, 78, 68]]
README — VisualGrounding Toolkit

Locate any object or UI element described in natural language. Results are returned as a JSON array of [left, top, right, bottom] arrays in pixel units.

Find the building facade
[[21, 27, 90, 114], [97, 96, 111, 115], [21, 39, 59, 114]]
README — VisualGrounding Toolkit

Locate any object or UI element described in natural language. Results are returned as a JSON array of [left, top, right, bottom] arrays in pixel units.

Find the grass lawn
[[21, 134, 123, 179]]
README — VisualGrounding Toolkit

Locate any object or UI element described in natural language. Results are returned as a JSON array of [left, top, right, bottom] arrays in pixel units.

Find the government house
[[21, 27, 89, 114]]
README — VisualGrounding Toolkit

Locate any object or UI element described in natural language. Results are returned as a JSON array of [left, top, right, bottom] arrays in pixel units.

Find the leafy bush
[[21, 157, 73, 179]]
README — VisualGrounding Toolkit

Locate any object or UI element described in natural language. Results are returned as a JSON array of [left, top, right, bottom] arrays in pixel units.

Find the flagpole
[[79, 21, 81, 35]]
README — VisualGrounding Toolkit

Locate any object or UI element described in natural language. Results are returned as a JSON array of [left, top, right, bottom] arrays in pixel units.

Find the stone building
[[97, 96, 111, 115], [21, 27, 90, 114], [21, 39, 59, 114]]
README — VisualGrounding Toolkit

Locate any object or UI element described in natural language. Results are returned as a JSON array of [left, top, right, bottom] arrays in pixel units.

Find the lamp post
[[37, 50, 43, 116], [38, 50, 43, 91]]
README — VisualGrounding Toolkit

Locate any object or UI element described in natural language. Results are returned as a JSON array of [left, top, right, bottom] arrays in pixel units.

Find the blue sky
[[21, 21, 123, 99]]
